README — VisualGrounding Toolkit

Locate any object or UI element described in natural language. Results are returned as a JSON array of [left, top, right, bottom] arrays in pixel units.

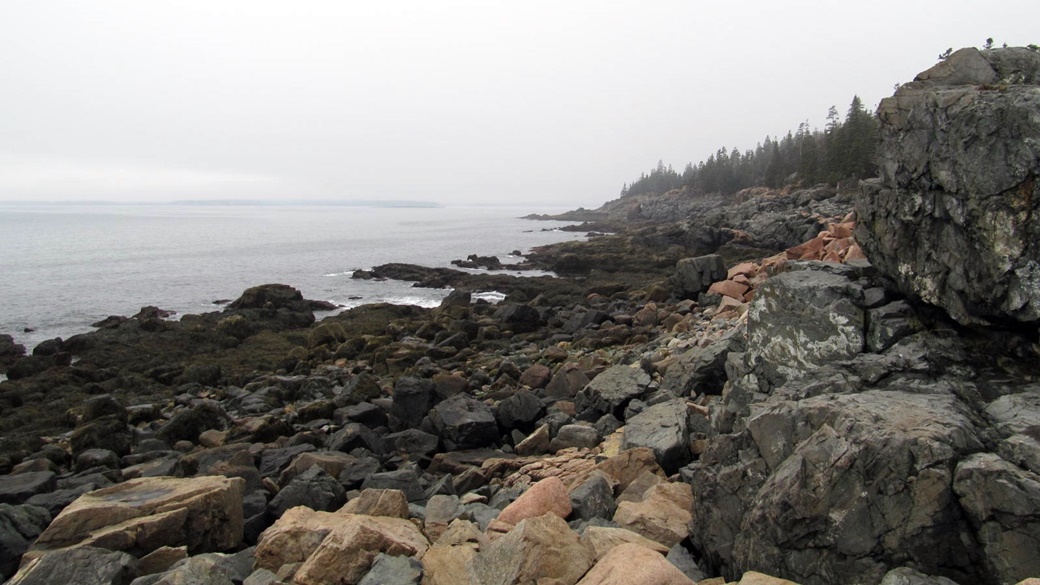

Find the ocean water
[[0, 204, 583, 351]]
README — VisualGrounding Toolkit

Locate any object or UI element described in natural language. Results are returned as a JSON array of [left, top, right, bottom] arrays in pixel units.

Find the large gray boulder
[[856, 46, 1040, 326], [746, 266, 865, 382], [953, 452, 1040, 584], [661, 328, 746, 396], [428, 394, 498, 450], [622, 399, 691, 474], [7, 546, 139, 585], [671, 255, 726, 299], [0, 504, 51, 580], [576, 365, 651, 418], [687, 261, 1040, 584]]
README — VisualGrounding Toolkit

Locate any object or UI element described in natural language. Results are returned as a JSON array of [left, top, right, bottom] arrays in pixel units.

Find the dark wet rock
[[5, 353, 71, 380], [0, 503, 51, 579], [543, 363, 590, 399], [258, 444, 316, 480], [156, 400, 229, 446], [337, 401, 388, 428], [338, 372, 383, 406], [0, 334, 27, 372], [423, 494, 466, 542], [569, 471, 616, 521], [880, 567, 961, 585], [357, 552, 423, 585], [953, 452, 1040, 584], [25, 484, 98, 517], [71, 414, 133, 458], [390, 376, 438, 432], [267, 466, 346, 520], [338, 456, 382, 490], [562, 308, 609, 334], [495, 389, 543, 432], [91, 315, 129, 329], [0, 472, 56, 505], [327, 422, 385, 455], [74, 449, 121, 472], [361, 466, 424, 502], [229, 284, 303, 310], [82, 394, 128, 424], [549, 424, 600, 453], [31, 338, 64, 357], [384, 429, 440, 466], [866, 300, 921, 353], [228, 414, 291, 444], [7, 545, 139, 585], [576, 365, 651, 418], [429, 394, 498, 451], [452, 254, 503, 270], [672, 254, 726, 299], [667, 543, 706, 583], [622, 399, 690, 474], [856, 47, 1040, 326], [495, 303, 541, 334], [134, 549, 254, 585], [661, 329, 745, 396]]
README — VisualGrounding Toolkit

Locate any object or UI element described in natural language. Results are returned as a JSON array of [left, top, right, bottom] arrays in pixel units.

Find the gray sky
[[1, 1, 1037, 208]]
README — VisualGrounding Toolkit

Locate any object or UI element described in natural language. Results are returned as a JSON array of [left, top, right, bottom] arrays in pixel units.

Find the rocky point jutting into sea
[[1, 46, 1039, 585]]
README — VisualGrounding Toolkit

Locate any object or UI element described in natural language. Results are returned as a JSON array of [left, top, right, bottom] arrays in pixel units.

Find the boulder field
[[0, 47, 1039, 585]]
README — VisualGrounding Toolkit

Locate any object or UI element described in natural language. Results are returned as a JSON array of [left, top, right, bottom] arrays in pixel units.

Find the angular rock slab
[[693, 389, 988, 584], [577, 365, 651, 417], [6, 546, 139, 585], [496, 476, 572, 526], [471, 514, 594, 585], [622, 398, 691, 474], [747, 268, 864, 381], [32, 475, 244, 556], [672, 254, 727, 299], [428, 394, 498, 450], [954, 452, 1040, 585], [613, 482, 693, 548], [580, 526, 669, 561], [575, 542, 695, 585], [292, 515, 429, 585], [421, 519, 488, 585]]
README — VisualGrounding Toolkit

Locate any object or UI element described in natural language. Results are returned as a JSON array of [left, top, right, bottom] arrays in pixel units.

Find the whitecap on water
[[473, 291, 507, 303], [324, 271, 355, 277], [385, 295, 443, 308]]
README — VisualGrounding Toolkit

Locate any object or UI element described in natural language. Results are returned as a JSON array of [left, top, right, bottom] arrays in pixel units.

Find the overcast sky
[[1, 2, 1037, 208]]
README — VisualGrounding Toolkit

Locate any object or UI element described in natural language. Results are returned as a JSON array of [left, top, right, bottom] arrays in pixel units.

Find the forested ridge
[[621, 95, 879, 198]]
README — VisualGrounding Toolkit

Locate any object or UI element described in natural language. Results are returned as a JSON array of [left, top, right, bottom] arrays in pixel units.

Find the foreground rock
[[576, 542, 695, 585], [31, 476, 244, 556]]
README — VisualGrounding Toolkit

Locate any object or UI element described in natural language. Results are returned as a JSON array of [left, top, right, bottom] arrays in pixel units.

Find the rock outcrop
[[856, 47, 1040, 326]]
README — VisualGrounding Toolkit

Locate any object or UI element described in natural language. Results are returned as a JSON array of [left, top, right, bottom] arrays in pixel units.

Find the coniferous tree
[[620, 96, 879, 197]]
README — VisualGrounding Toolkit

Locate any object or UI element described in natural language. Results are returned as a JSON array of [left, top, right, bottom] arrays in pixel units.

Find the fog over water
[[2, 1, 1038, 208]]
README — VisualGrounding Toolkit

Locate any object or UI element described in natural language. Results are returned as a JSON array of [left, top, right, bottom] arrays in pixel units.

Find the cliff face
[[685, 48, 1040, 585], [856, 47, 1040, 325]]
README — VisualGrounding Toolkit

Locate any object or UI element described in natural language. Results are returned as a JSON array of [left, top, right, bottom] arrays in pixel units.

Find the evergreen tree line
[[619, 96, 879, 198]]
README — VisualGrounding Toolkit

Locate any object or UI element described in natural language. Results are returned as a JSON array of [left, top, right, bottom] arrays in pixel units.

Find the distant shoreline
[[0, 199, 443, 208]]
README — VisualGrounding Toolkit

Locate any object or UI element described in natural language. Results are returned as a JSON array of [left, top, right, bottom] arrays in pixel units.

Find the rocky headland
[[0, 47, 1039, 585]]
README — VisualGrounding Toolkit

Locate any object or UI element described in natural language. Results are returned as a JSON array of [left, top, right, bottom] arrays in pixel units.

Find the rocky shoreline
[[1, 47, 1040, 585]]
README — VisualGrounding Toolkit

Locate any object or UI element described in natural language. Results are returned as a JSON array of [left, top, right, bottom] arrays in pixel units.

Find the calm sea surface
[[0, 204, 582, 351]]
